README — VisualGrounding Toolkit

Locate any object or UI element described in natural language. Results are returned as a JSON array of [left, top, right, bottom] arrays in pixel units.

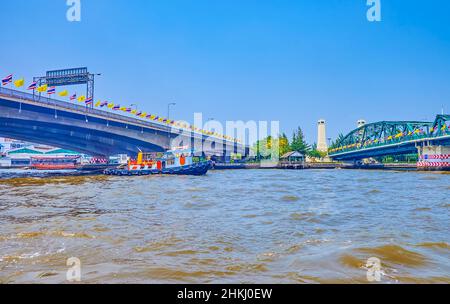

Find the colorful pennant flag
[[58, 90, 69, 97], [27, 82, 37, 91], [14, 78, 24, 88], [78, 95, 86, 102], [47, 86, 56, 95], [37, 84, 48, 93], [107, 103, 115, 109], [70, 93, 77, 101], [2, 74, 12, 86]]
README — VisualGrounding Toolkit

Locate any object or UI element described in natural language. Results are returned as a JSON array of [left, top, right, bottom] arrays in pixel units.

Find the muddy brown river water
[[0, 169, 449, 283]]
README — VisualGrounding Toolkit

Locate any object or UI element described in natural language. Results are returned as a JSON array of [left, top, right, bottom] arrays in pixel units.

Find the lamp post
[[87, 73, 102, 109], [207, 118, 215, 137], [167, 103, 176, 149], [167, 102, 176, 120]]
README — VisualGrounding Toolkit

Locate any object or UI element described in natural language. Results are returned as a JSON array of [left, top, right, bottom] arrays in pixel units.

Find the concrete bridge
[[329, 116, 450, 161], [0, 87, 246, 158]]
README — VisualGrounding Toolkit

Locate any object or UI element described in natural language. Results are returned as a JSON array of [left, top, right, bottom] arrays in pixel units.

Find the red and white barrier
[[417, 154, 450, 168], [90, 158, 108, 164], [419, 154, 450, 160], [417, 161, 450, 167]]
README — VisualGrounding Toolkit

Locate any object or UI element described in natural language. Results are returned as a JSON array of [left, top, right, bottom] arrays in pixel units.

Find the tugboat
[[104, 148, 212, 176]]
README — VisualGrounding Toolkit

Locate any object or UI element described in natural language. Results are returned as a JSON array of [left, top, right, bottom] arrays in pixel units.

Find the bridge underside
[[331, 143, 418, 161], [0, 117, 165, 157]]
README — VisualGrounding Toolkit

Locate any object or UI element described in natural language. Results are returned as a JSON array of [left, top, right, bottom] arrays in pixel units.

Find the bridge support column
[[416, 143, 450, 170]]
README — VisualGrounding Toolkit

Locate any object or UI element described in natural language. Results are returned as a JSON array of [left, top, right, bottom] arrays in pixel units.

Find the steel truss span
[[330, 115, 450, 160]]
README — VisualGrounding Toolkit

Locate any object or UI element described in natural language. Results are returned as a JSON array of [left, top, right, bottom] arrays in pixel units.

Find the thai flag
[[113, 105, 120, 110], [154, 116, 159, 121], [47, 87, 56, 95], [100, 102, 108, 107], [70, 93, 77, 101], [126, 108, 132, 112], [27, 82, 37, 90], [85, 97, 93, 105], [2, 74, 12, 86], [136, 111, 142, 116]]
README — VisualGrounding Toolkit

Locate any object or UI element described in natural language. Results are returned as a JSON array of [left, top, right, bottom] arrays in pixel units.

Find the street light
[[207, 118, 215, 135], [167, 103, 176, 149], [167, 102, 176, 120]]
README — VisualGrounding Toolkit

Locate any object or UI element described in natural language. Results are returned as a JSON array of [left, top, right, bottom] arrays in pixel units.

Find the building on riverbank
[[280, 151, 305, 163], [0, 137, 29, 154], [2, 146, 82, 167]]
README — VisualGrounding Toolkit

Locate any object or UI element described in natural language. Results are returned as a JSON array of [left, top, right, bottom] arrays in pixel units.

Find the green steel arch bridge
[[329, 115, 450, 161]]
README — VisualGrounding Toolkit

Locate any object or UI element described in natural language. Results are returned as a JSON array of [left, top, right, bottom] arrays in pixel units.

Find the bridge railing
[[0, 86, 238, 145], [0, 86, 172, 130]]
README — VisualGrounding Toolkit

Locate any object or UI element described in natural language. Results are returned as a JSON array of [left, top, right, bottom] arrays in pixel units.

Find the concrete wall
[[418, 145, 450, 156]]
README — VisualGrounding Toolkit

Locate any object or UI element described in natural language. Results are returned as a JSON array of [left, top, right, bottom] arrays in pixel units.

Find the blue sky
[[1, 0, 449, 143]]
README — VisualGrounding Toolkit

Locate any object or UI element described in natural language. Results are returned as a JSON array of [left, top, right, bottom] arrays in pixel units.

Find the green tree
[[253, 136, 272, 159], [254, 134, 291, 159], [307, 143, 328, 159], [290, 127, 311, 155], [279, 133, 291, 156]]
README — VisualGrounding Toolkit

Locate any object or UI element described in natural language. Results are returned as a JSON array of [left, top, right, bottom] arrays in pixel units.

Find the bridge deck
[[0, 87, 236, 144], [330, 115, 450, 160]]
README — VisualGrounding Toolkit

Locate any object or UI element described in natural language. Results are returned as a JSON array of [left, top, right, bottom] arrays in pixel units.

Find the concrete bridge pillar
[[417, 143, 450, 170]]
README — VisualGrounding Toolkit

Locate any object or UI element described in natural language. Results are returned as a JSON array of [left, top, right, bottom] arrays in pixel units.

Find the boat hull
[[104, 161, 212, 176], [31, 164, 78, 170]]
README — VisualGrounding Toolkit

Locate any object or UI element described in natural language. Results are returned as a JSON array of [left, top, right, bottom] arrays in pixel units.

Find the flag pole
[[49, 88, 57, 119]]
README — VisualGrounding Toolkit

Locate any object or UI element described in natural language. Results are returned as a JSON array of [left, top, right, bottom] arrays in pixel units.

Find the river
[[0, 169, 449, 283]]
